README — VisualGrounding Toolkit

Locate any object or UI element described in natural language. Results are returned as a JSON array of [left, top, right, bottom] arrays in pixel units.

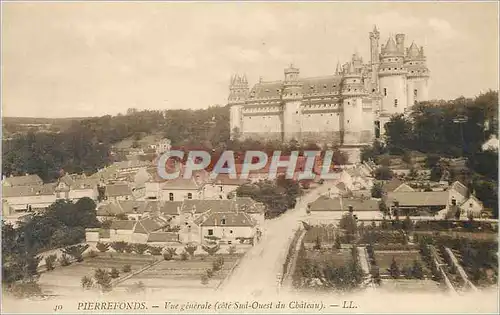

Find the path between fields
[[220, 183, 336, 297]]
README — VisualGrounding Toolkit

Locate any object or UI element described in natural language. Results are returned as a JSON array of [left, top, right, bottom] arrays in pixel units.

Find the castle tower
[[378, 35, 408, 133], [405, 42, 430, 107], [282, 64, 303, 142], [369, 25, 380, 91], [341, 62, 369, 145], [228, 74, 249, 139], [395, 34, 405, 54]]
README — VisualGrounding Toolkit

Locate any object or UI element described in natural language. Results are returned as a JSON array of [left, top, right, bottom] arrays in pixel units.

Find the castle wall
[[379, 74, 408, 116], [242, 112, 283, 134], [283, 100, 302, 142], [230, 105, 242, 136], [408, 77, 429, 105], [343, 97, 364, 145]]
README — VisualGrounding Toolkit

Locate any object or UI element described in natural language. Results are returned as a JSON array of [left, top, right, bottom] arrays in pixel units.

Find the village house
[[97, 200, 150, 221], [2, 184, 57, 212], [192, 211, 257, 245], [104, 183, 134, 201], [159, 177, 202, 201], [54, 174, 100, 201], [307, 196, 382, 222], [386, 191, 450, 216], [2, 174, 43, 187], [87, 215, 172, 244], [458, 195, 485, 218], [201, 174, 250, 200]]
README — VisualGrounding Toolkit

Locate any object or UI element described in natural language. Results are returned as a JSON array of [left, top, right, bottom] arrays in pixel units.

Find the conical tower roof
[[384, 37, 398, 54], [408, 42, 420, 58]]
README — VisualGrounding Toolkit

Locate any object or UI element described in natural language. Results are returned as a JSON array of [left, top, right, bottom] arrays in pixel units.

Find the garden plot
[[38, 253, 156, 295], [116, 254, 242, 291], [374, 250, 429, 277]]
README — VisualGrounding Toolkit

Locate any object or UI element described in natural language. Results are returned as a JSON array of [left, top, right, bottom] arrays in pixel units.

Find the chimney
[[393, 200, 400, 207]]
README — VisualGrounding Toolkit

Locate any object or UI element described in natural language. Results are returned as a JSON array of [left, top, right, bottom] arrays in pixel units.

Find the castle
[[228, 26, 430, 151]]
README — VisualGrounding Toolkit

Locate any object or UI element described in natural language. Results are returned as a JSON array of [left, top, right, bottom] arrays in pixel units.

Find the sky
[[1, 1, 498, 118]]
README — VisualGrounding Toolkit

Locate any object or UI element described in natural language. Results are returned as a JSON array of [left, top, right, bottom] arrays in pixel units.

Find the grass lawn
[[305, 248, 352, 265]]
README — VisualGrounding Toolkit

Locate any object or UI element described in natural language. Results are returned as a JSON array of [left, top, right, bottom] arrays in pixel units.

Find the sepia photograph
[[1, 1, 499, 313]]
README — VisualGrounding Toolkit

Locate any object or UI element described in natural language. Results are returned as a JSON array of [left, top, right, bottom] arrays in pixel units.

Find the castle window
[[353, 80, 356, 83], [394, 99, 398, 107], [347, 120, 350, 123], [372, 89, 375, 92], [414, 89, 418, 98], [347, 101, 350, 105], [323, 84, 327, 88], [384, 88, 387, 96], [187, 193, 193, 200], [169, 193, 174, 201]]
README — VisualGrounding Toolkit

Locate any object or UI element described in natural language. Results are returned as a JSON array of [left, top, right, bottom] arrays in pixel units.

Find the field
[[116, 254, 242, 292], [37, 253, 159, 295], [374, 250, 428, 277]]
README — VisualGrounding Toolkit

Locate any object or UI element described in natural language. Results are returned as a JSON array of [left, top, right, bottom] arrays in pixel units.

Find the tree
[[81, 276, 94, 289], [202, 244, 220, 256], [62, 244, 89, 262], [371, 182, 384, 198], [384, 114, 414, 154], [96, 242, 110, 253], [374, 166, 393, 180], [212, 256, 224, 272], [94, 268, 112, 292], [313, 236, 322, 250], [133, 243, 149, 255], [58, 254, 71, 266], [339, 213, 357, 244], [402, 216, 414, 232], [184, 244, 197, 257], [45, 254, 57, 271], [148, 246, 163, 256], [110, 241, 128, 253], [411, 260, 424, 279], [389, 258, 400, 278], [109, 267, 120, 279], [122, 264, 132, 273]]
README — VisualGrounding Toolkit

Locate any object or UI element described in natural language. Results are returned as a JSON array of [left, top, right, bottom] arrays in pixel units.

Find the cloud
[[428, 18, 458, 39]]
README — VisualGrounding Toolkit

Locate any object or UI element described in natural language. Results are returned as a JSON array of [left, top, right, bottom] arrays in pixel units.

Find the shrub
[[81, 276, 94, 289], [45, 254, 57, 271], [122, 264, 132, 273], [180, 251, 189, 261], [313, 236, 321, 250], [124, 243, 134, 254], [202, 244, 220, 256], [212, 256, 224, 272], [206, 268, 214, 278], [127, 281, 145, 294], [184, 244, 197, 257], [109, 267, 120, 279], [88, 250, 98, 258], [389, 258, 400, 279], [8, 280, 43, 299], [201, 274, 209, 285], [96, 242, 110, 253], [163, 252, 173, 261], [148, 246, 163, 256], [227, 245, 237, 255], [133, 244, 149, 255], [59, 254, 72, 267], [111, 241, 128, 253], [412, 260, 424, 279], [62, 244, 89, 262], [334, 237, 342, 249], [94, 268, 112, 292], [166, 247, 177, 256]]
